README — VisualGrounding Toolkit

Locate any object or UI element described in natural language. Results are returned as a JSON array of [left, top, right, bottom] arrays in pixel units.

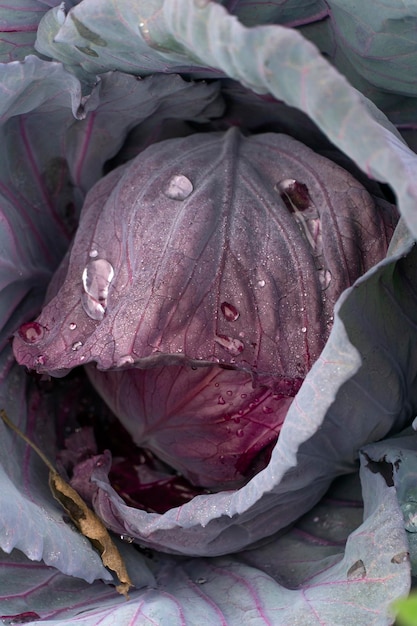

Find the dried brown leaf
[[0, 409, 133, 597]]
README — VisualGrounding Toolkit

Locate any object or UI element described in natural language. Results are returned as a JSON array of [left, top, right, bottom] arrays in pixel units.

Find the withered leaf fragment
[[0, 409, 133, 597]]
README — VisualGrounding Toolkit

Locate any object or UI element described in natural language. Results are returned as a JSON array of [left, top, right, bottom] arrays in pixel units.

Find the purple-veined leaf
[[0, 461, 409, 625], [12, 127, 404, 556], [0, 1, 81, 63], [0, 55, 223, 577]]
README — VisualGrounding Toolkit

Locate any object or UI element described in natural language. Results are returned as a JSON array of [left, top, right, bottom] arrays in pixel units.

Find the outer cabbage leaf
[[0, 463, 409, 625], [361, 430, 417, 579], [0, 1, 80, 63], [4, 1, 417, 621], [0, 55, 223, 579], [218, 0, 329, 27], [34, 0, 417, 238], [12, 206, 416, 556], [35, 0, 417, 132], [12, 128, 397, 492], [326, 0, 417, 97]]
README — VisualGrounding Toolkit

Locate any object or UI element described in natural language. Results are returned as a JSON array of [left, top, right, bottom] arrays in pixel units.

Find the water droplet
[[164, 174, 193, 200], [226, 390, 233, 396], [34, 355, 46, 367], [241, 393, 247, 399], [262, 406, 273, 414], [220, 301, 239, 322], [89, 248, 98, 258], [195, 577, 207, 584], [401, 501, 417, 532], [275, 179, 311, 212], [82, 258, 114, 321], [319, 268, 332, 290], [214, 334, 245, 356], [18, 322, 44, 344], [301, 327, 307, 333], [120, 535, 134, 543], [391, 552, 409, 564], [72, 341, 83, 351], [218, 395, 226, 405], [257, 279, 266, 288], [347, 559, 366, 580], [69, 322, 77, 331], [236, 429, 244, 438], [116, 355, 134, 367]]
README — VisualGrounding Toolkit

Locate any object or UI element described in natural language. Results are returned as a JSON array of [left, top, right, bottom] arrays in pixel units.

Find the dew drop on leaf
[[275, 178, 311, 212], [69, 322, 77, 331], [220, 301, 240, 321], [401, 501, 417, 531], [391, 552, 409, 564], [116, 355, 135, 367], [163, 174, 193, 200], [72, 341, 83, 351], [17, 322, 44, 344], [319, 268, 332, 290], [81, 258, 114, 321], [347, 559, 366, 579], [214, 334, 245, 356]]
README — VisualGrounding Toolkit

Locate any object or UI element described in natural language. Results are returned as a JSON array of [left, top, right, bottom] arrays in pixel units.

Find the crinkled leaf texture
[[0, 55, 223, 580], [3, 3, 417, 624], [13, 128, 397, 493], [37, 0, 417, 127], [0, 464, 410, 625], [13, 232, 417, 557], [35, 0, 417, 236]]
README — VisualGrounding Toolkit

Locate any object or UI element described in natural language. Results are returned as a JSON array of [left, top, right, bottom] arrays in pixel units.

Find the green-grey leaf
[[36, 0, 417, 237]]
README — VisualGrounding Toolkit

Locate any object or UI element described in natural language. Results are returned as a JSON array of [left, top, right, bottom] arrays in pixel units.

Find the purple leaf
[[13, 129, 396, 378], [13, 129, 396, 488]]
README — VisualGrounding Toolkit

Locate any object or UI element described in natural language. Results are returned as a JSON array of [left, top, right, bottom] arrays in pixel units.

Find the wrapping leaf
[[13, 129, 397, 490], [0, 463, 410, 625], [0, 409, 133, 597], [0, 55, 224, 579], [3, 0, 417, 623], [0, 1, 81, 64]]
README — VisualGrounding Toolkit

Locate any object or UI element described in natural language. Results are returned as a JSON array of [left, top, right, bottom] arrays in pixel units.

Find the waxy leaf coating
[[13, 129, 397, 487]]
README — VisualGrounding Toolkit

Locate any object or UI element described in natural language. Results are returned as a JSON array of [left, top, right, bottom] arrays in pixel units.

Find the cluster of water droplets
[[81, 257, 114, 321], [214, 300, 245, 357], [276, 178, 332, 295]]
